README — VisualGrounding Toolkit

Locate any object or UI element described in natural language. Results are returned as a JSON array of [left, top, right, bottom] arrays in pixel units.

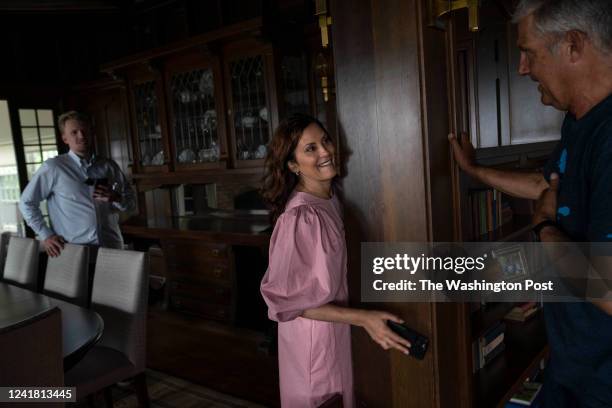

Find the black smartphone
[[387, 320, 429, 360], [85, 177, 109, 187]]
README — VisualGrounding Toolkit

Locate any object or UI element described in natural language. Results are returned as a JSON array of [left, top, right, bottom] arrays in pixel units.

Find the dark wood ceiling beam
[[0, 0, 121, 13]]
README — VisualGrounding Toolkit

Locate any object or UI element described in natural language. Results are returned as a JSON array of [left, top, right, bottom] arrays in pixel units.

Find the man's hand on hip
[[43, 235, 66, 257]]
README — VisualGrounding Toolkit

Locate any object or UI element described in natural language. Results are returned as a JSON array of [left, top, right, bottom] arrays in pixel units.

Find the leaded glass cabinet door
[[280, 53, 311, 117], [131, 77, 169, 172], [166, 56, 227, 170], [225, 49, 276, 167]]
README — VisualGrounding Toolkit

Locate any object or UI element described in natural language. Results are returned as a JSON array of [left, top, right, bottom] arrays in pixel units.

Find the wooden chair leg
[[104, 387, 114, 408], [133, 372, 150, 408]]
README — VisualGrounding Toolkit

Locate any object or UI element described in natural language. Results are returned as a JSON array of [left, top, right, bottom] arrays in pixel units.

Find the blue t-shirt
[[542, 93, 612, 393]]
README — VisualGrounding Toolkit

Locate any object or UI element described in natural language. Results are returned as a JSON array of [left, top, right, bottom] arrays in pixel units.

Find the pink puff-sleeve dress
[[260, 191, 354, 408]]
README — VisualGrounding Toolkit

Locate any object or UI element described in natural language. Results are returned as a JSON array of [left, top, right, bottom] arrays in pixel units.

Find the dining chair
[[0, 307, 64, 408], [65, 248, 149, 407], [2, 236, 39, 290], [43, 244, 90, 307], [0, 231, 11, 275]]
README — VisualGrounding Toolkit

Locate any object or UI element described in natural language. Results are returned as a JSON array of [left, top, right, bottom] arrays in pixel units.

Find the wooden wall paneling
[[332, 0, 457, 406], [333, 0, 475, 406], [112, 86, 133, 176], [475, 17, 511, 148], [212, 53, 230, 163], [332, 0, 391, 405], [418, 4, 474, 408]]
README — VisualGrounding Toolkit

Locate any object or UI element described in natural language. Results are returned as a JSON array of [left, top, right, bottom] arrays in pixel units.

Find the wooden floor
[[71, 368, 269, 407], [146, 309, 280, 407]]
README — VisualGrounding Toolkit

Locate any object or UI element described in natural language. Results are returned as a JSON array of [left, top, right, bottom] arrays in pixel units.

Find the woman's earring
[[295, 170, 300, 176]]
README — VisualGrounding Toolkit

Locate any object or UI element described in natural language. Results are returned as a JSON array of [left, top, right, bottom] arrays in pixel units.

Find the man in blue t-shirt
[[449, 1, 612, 406]]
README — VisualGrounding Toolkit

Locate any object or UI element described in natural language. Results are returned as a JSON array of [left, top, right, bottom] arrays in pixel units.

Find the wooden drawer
[[167, 262, 233, 285], [169, 295, 232, 322], [168, 279, 232, 306], [162, 240, 230, 265]]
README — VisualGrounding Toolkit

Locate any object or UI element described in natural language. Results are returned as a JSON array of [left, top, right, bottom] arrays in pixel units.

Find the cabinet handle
[[213, 268, 222, 278], [211, 249, 221, 256]]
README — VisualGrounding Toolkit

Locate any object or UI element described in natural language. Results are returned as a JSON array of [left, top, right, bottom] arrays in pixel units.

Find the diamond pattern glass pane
[[22, 128, 40, 145], [133, 81, 163, 166], [229, 55, 269, 160], [170, 68, 220, 164], [281, 54, 310, 116], [19, 109, 37, 126], [37, 110, 54, 126]]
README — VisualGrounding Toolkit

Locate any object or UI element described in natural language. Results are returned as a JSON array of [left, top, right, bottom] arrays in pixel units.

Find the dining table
[[0, 282, 104, 371]]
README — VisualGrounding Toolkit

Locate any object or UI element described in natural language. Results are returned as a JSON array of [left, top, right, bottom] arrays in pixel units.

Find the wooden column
[[332, 0, 469, 406]]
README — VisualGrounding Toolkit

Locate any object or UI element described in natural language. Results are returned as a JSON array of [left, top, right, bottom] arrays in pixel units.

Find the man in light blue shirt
[[19, 111, 135, 256]]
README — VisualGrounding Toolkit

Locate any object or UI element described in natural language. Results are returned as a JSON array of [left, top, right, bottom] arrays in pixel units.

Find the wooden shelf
[[473, 313, 548, 408]]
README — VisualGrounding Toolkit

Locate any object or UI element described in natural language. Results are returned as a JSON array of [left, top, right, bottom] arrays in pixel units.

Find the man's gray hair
[[512, 0, 612, 54], [57, 111, 92, 134]]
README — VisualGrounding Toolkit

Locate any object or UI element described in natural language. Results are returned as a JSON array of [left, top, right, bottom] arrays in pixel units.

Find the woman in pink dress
[[260, 114, 411, 408]]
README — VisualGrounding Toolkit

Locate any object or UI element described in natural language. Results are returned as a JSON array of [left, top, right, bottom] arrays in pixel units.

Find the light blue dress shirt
[[19, 150, 135, 248]]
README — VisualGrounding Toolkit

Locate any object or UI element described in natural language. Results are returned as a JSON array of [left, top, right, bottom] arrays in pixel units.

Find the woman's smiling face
[[289, 122, 336, 183]]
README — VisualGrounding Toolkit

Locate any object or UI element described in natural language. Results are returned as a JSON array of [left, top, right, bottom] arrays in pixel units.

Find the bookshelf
[[332, 0, 562, 405], [474, 314, 548, 408], [458, 147, 552, 407], [450, 2, 561, 405]]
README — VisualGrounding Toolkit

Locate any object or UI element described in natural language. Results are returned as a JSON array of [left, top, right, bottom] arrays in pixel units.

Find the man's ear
[[565, 30, 587, 63]]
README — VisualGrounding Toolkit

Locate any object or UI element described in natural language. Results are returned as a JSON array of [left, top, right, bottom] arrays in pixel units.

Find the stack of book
[[469, 189, 513, 237], [472, 321, 506, 372], [504, 302, 539, 322], [505, 381, 543, 407]]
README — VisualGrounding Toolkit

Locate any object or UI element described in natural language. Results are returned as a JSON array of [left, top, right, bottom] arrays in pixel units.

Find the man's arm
[[18, 162, 65, 257], [18, 162, 55, 240], [534, 175, 612, 315], [449, 133, 548, 200]]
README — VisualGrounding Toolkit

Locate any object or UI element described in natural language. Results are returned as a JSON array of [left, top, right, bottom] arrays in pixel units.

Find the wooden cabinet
[[98, 18, 326, 187], [454, 3, 564, 148], [162, 239, 236, 323]]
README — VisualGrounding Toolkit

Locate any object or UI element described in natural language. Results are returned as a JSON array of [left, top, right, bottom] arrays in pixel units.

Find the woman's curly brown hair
[[261, 114, 333, 224]]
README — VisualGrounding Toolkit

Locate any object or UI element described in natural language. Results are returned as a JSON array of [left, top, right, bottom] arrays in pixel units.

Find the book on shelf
[[506, 381, 543, 407], [472, 321, 506, 372], [504, 302, 540, 322], [469, 188, 513, 237]]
